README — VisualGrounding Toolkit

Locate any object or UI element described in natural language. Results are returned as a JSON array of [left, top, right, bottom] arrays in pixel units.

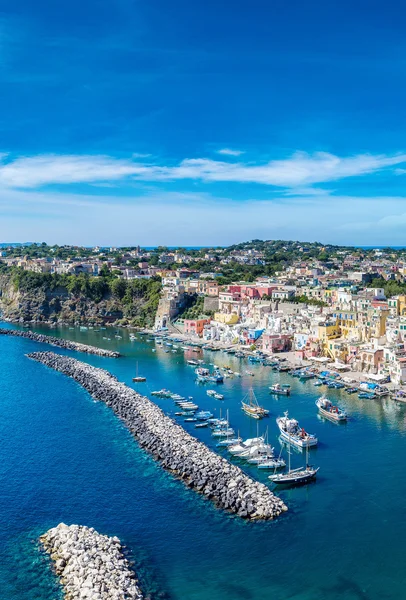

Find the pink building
[[262, 333, 292, 353]]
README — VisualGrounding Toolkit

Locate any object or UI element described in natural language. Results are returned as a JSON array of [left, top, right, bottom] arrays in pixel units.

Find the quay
[[40, 523, 143, 599], [0, 328, 120, 358], [29, 351, 287, 520]]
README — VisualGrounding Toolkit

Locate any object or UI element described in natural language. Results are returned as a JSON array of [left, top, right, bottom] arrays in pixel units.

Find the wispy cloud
[[3, 189, 406, 246], [0, 150, 405, 191], [217, 148, 244, 156]]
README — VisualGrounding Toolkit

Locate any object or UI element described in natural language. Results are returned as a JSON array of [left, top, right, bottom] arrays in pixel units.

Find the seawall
[[0, 328, 120, 357], [40, 523, 143, 599], [29, 351, 287, 520]]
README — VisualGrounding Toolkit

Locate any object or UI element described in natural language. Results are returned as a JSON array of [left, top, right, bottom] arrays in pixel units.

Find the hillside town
[[2, 241, 406, 385]]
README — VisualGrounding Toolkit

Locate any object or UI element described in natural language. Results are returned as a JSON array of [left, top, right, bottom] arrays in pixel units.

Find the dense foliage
[[367, 278, 406, 298], [180, 296, 214, 320], [2, 267, 162, 327]]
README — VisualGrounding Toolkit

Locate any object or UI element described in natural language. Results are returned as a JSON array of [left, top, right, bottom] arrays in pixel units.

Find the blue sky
[[2, 0, 406, 245]]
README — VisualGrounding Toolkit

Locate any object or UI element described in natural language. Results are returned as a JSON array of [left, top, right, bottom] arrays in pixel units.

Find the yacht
[[228, 436, 264, 456]]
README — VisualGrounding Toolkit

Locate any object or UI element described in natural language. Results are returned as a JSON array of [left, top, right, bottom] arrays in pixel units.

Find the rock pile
[[40, 523, 143, 599], [0, 328, 120, 357], [29, 351, 287, 520]]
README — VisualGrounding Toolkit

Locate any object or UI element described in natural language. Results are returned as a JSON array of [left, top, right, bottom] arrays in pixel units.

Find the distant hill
[[0, 242, 34, 247]]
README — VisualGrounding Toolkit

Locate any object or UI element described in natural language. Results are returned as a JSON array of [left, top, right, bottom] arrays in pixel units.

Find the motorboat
[[257, 457, 286, 469], [195, 411, 213, 420], [316, 396, 347, 422], [269, 383, 291, 396], [216, 437, 242, 447], [228, 436, 264, 455]]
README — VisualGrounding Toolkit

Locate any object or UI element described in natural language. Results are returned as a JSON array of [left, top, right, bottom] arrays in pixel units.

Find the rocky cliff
[[0, 271, 161, 326]]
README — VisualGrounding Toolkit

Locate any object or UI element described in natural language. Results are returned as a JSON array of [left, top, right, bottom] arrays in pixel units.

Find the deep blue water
[[1, 324, 406, 599]]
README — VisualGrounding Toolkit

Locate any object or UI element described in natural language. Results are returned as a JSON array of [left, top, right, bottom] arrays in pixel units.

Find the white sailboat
[[132, 361, 146, 382]]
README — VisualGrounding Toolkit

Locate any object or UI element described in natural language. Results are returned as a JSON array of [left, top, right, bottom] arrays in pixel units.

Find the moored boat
[[269, 465, 319, 485], [316, 396, 347, 422], [269, 383, 291, 396], [276, 411, 318, 448], [241, 388, 269, 419]]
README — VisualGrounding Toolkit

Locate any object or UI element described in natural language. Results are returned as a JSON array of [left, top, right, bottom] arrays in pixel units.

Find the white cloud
[[2, 188, 406, 246], [217, 148, 244, 156], [0, 150, 404, 191]]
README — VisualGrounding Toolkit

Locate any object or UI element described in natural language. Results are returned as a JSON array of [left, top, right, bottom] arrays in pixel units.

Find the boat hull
[[317, 406, 347, 422], [270, 470, 318, 485], [278, 428, 318, 448]]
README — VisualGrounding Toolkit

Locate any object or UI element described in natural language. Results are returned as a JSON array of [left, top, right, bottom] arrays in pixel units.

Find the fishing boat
[[374, 387, 389, 397], [358, 391, 376, 399], [241, 388, 269, 419], [277, 364, 291, 372], [269, 440, 319, 485], [316, 396, 347, 422], [299, 371, 315, 381], [346, 387, 358, 394], [313, 380, 324, 387], [208, 369, 224, 383], [276, 411, 318, 448], [269, 383, 291, 396], [187, 359, 199, 366], [195, 367, 210, 381]]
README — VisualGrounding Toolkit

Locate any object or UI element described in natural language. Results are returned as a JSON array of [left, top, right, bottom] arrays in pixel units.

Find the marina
[[1, 323, 406, 599]]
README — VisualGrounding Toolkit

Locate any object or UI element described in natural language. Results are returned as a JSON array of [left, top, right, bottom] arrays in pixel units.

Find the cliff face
[[0, 273, 158, 326]]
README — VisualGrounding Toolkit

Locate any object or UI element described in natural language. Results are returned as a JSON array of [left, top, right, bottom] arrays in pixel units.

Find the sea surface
[[0, 323, 405, 599]]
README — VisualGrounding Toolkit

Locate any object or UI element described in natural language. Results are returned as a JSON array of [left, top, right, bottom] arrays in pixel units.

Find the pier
[[0, 328, 120, 357], [29, 351, 287, 520], [40, 523, 143, 599]]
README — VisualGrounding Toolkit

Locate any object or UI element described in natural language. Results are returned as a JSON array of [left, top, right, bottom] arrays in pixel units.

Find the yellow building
[[316, 321, 341, 358], [214, 313, 239, 325], [388, 295, 406, 316]]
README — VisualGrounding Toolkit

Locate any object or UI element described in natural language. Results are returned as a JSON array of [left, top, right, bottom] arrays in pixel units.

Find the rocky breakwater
[[29, 351, 287, 520], [0, 328, 120, 357], [40, 523, 143, 599]]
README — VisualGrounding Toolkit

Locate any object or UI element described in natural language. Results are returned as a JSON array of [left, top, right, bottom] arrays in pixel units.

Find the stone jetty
[[40, 523, 143, 599], [29, 351, 287, 520], [0, 328, 120, 357]]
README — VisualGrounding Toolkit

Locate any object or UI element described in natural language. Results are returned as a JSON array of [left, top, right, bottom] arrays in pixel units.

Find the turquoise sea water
[[1, 324, 405, 599]]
